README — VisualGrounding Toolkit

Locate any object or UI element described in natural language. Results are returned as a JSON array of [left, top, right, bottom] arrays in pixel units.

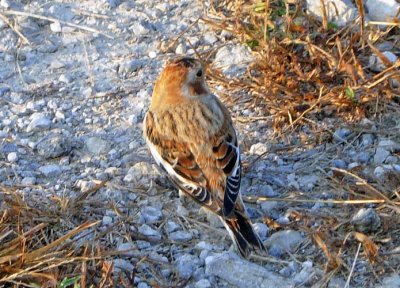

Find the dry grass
[[202, 0, 400, 131]]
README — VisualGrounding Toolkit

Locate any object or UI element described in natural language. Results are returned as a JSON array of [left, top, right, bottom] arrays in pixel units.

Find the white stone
[[39, 164, 62, 177], [148, 51, 157, 58], [374, 147, 390, 164], [50, 21, 62, 33], [265, 230, 304, 253], [138, 224, 162, 240], [169, 230, 193, 242], [0, 0, 10, 8], [7, 152, 18, 162], [366, 0, 400, 22], [203, 32, 218, 45], [26, 113, 51, 132], [205, 252, 293, 287], [85, 137, 109, 155], [250, 142, 268, 156], [214, 44, 254, 77], [306, 0, 358, 27]]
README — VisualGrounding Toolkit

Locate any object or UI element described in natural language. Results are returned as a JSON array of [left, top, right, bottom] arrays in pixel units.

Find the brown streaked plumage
[[143, 57, 265, 258]]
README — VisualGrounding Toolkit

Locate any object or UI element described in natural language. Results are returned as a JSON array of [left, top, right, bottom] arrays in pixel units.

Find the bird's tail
[[221, 210, 266, 258]]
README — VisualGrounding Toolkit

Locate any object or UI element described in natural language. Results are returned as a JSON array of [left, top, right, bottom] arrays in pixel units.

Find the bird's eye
[[196, 69, 203, 77]]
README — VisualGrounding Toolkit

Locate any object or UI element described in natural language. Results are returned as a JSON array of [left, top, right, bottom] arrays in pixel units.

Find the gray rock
[[203, 32, 218, 45], [118, 59, 143, 75], [294, 265, 321, 286], [195, 279, 212, 288], [124, 162, 157, 185], [374, 147, 390, 164], [38, 164, 62, 177], [26, 113, 51, 132], [376, 273, 400, 288], [37, 43, 59, 53], [21, 176, 36, 185], [7, 152, 18, 162], [59, 74, 74, 84], [141, 206, 163, 223], [260, 201, 278, 215], [175, 254, 201, 279], [332, 159, 346, 169], [265, 230, 304, 257], [253, 222, 269, 240], [378, 139, 400, 152], [328, 276, 347, 288], [102, 215, 113, 225], [169, 230, 193, 242], [0, 87, 10, 97], [108, 0, 122, 8], [36, 131, 72, 159], [76, 180, 98, 193], [259, 184, 277, 197], [361, 134, 375, 146], [117, 242, 136, 256], [298, 175, 319, 191], [0, 130, 7, 138], [166, 220, 181, 233], [348, 162, 360, 169], [85, 137, 109, 155], [356, 152, 370, 163], [130, 21, 150, 37], [138, 224, 162, 241], [333, 128, 351, 142], [205, 252, 293, 287], [351, 208, 381, 233], [113, 259, 134, 272], [374, 166, 385, 178]]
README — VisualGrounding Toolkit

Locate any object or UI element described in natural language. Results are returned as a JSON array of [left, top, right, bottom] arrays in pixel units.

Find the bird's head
[[150, 57, 211, 109]]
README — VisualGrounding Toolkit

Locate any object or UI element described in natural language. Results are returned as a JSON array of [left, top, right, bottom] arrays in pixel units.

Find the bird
[[143, 57, 265, 258]]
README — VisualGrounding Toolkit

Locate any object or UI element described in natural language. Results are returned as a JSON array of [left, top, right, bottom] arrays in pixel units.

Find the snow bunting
[[143, 57, 265, 258]]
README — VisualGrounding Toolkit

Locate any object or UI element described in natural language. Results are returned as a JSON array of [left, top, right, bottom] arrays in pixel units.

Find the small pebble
[[7, 152, 18, 162], [351, 208, 381, 233]]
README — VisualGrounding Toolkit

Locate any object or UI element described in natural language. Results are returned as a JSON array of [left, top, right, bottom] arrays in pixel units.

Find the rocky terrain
[[1, 0, 400, 287]]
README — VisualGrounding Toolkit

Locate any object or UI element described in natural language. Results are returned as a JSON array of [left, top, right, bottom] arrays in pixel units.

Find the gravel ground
[[1, 0, 400, 287]]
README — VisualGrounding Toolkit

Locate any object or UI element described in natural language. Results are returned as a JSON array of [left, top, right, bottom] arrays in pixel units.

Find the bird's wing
[[213, 129, 241, 217], [144, 110, 241, 216], [144, 111, 217, 211]]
